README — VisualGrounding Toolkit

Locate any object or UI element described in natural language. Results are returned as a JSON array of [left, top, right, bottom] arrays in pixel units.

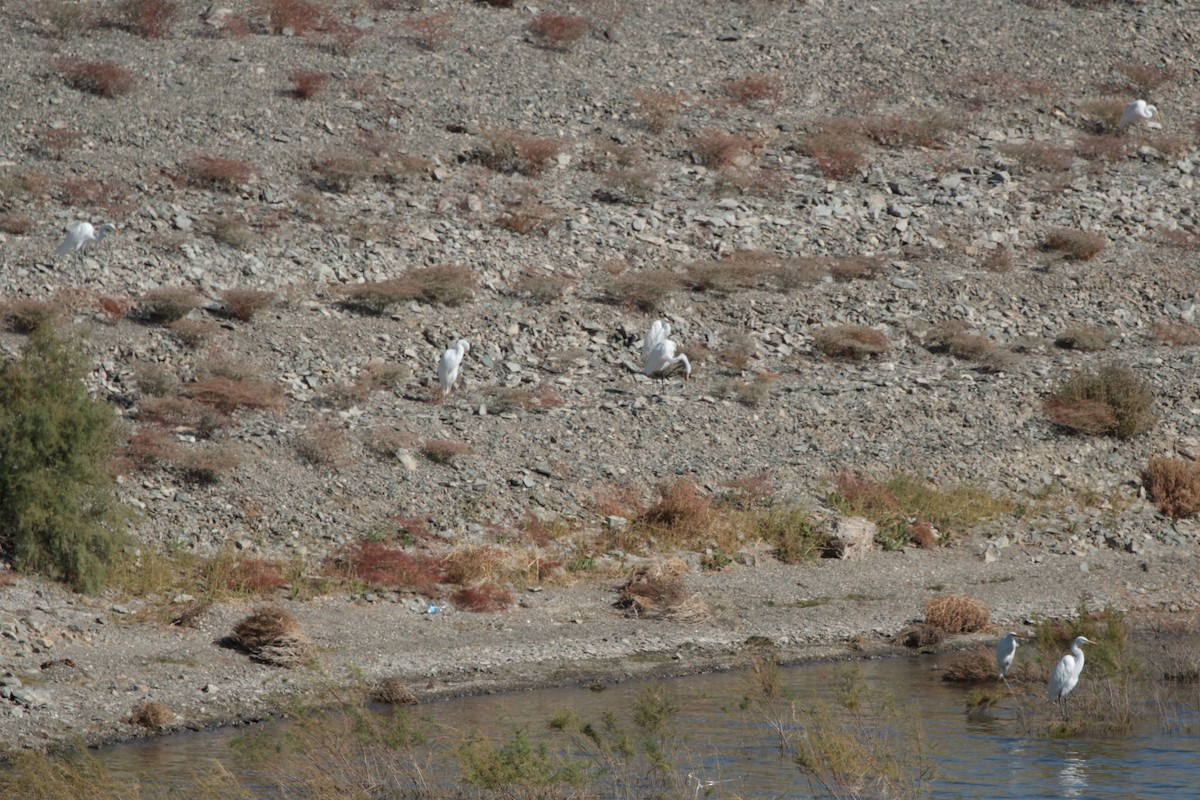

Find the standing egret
[[995, 631, 1022, 681], [1118, 99, 1156, 129], [1047, 635, 1093, 719], [437, 339, 470, 400], [54, 221, 117, 259], [642, 318, 691, 383]]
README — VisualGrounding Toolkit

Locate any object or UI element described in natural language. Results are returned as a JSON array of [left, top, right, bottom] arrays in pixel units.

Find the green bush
[[0, 330, 127, 592]]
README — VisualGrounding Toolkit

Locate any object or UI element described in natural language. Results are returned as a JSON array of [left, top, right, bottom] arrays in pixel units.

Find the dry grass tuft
[[184, 154, 255, 192], [1044, 363, 1155, 439], [690, 131, 762, 169], [1055, 325, 1114, 352], [0, 213, 34, 235], [54, 58, 135, 98], [220, 289, 276, 322], [167, 319, 219, 349], [637, 478, 712, 536], [295, 420, 352, 467], [405, 11, 457, 50], [528, 12, 590, 50], [925, 594, 990, 634], [338, 267, 475, 313], [476, 129, 565, 176], [231, 605, 314, 667], [724, 74, 782, 108], [1143, 457, 1200, 519], [1044, 228, 1106, 261], [941, 648, 997, 682], [862, 111, 957, 148], [1148, 322, 1200, 347], [2, 299, 61, 334], [441, 545, 511, 586], [289, 69, 328, 100], [260, 0, 327, 34], [893, 623, 943, 649], [484, 386, 564, 414], [326, 540, 444, 595], [129, 700, 173, 728], [1116, 61, 1177, 95], [181, 376, 286, 415], [601, 269, 684, 311], [372, 677, 419, 705], [117, 0, 180, 38], [420, 438, 471, 464], [631, 89, 687, 134], [999, 141, 1074, 173], [450, 581, 513, 612], [615, 559, 709, 620], [137, 287, 202, 323], [813, 325, 889, 360]]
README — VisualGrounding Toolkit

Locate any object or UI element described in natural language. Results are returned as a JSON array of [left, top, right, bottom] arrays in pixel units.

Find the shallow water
[[96, 656, 1200, 799]]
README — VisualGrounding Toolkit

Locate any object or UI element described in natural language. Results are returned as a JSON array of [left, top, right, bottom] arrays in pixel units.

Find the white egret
[[642, 318, 691, 382], [54, 221, 117, 258], [437, 339, 470, 399], [995, 631, 1021, 681], [1118, 99, 1156, 129], [687, 772, 732, 799], [1047, 635, 1093, 719]]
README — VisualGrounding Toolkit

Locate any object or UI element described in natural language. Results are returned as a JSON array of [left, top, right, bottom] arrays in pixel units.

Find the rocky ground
[[1, 0, 1200, 752]]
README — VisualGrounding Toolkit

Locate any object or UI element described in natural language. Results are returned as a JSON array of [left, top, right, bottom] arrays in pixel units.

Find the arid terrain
[[1, 0, 1199, 752]]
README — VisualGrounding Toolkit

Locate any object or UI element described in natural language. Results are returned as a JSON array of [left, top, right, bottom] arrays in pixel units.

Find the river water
[[96, 656, 1200, 799]]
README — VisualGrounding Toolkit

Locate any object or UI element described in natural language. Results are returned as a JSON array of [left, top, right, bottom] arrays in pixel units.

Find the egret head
[[1074, 636, 1093, 647], [459, 339, 470, 353], [1145, 104, 1157, 118]]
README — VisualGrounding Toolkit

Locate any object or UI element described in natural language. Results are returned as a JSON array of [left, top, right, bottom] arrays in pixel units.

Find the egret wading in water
[[54, 221, 117, 260], [1118, 99, 1156, 129], [643, 318, 691, 384], [437, 339, 470, 401], [1047, 635, 1093, 719], [995, 631, 1022, 681]]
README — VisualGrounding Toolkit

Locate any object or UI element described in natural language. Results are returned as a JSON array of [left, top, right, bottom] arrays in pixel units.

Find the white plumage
[[437, 339, 470, 399], [995, 631, 1020, 679], [55, 221, 117, 258], [1118, 99, 1156, 129], [1047, 635, 1092, 717], [642, 318, 691, 381]]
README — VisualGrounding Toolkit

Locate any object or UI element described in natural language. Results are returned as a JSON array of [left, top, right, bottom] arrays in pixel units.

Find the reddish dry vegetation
[[631, 89, 686, 134], [289, 70, 327, 100], [1043, 363, 1156, 440], [723, 75, 782, 108], [220, 289, 276, 321], [227, 558, 287, 594], [689, 131, 762, 169], [1147, 322, 1200, 346], [924, 594, 990, 633], [1143, 457, 1200, 519], [528, 12, 590, 50], [184, 155, 256, 191], [450, 581, 513, 612], [260, 0, 329, 34], [32, 127, 84, 159], [95, 296, 132, 324], [1044, 227, 1106, 260], [54, 58, 135, 98], [404, 11, 457, 50], [119, 0, 181, 38], [812, 325, 889, 360], [420, 438, 471, 463], [0, 213, 34, 235], [181, 377, 286, 415], [326, 540, 445, 596]]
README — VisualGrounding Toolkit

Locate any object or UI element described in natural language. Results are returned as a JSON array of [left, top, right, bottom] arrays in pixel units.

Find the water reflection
[[94, 657, 1200, 799]]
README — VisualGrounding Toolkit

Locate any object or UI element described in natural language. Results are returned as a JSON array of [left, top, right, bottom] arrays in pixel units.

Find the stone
[[824, 516, 876, 561]]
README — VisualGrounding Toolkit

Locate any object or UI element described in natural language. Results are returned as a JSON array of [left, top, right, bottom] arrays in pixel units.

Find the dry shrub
[[311, 151, 381, 192], [796, 134, 869, 179], [893, 624, 943, 649], [260, 0, 327, 34], [529, 12, 590, 50], [117, 0, 180, 37], [631, 89, 686, 134], [206, 216, 255, 249], [442, 545, 510, 586], [184, 154, 255, 191], [420, 438, 471, 464], [1073, 134, 1130, 163], [364, 427, 419, 459], [941, 648, 996, 682], [94, 296, 130, 324], [181, 376, 286, 414], [595, 167, 657, 205], [231, 605, 314, 667], [168, 319, 219, 348], [220, 289, 276, 322], [129, 700, 173, 728], [1116, 61, 1177, 95], [2, 299, 60, 333], [999, 141, 1074, 173], [39, 0, 98, 38], [690, 131, 761, 169], [451, 581, 513, 612], [494, 201, 558, 235], [57, 176, 130, 208], [1143, 457, 1200, 519], [724, 74, 782, 108], [485, 386, 564, 414], [1148, 322, 1200, 346], [138, 287, 202, 323], [1157, 229, 1200, 251], [122, 427, 182, 472], [54, 58, 134, 98], [139, 395, 230, 435], [940, 333, 1015, 373], [601, 269, 684, 311], [978, 246, 1014, 273], [829, 255, 885, 282], [1044, 363, 1155, 439], [862, 112, 957, 148], [1055, 325, 1114, 351], [477, 130, 564, 176], [209, 556, 285, 595], [925, 594, 990, 634], [32, 127, 85, 160], [721, 472, 775, 508], [339, 267, 475, 313], [637, 478, 712, 535], [684, 251, 775, 294], [174, 444, 241, 484], [813, 325, 889, 360], [1077, 99, 1127, 133], [719, 371, 777, 408], [518, 273, 572, 303], [295, 420, 352, 467], [1044, 228, 1105, 261], [405, 11, 456, 50], [1142, 132, 1192, 159], [327, 540, 444, 594], [615, 559, 709, 620], [372, 677, 418, 705], [0, 213, 34, 235], [289, 69, 327, 100]]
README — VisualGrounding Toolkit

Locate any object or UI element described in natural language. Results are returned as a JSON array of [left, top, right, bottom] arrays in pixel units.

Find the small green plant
[[757, 503, 825, 564], [0, 329, 127, 592], [1044, 363, 1156, 439], [458, 726, 587, 794]]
